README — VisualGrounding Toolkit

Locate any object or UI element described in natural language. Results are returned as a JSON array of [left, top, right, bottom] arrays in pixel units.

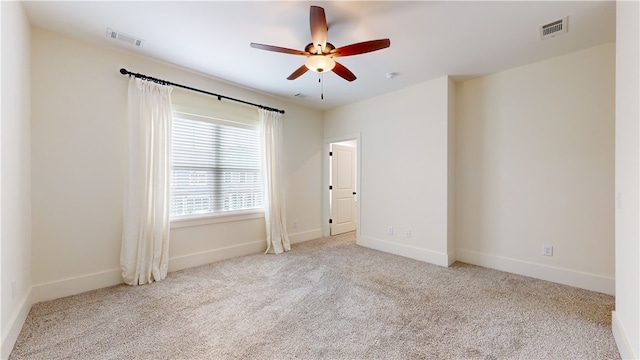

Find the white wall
[[4, 9, 632, 359], [30, 28, 324, 302], [324, 46, 616, 297], [455, 43, 616, 294], [447, 78, 456, 258], [612, 1, 640, 358], [324, 76, 454, 266], [0, 2, 32, 359]]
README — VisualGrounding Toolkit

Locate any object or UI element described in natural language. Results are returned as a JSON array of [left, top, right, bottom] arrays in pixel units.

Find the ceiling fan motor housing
[[305, 42, 335, 54]]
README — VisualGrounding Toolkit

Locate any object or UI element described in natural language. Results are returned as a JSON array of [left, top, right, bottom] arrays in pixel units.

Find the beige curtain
[[121, 77, 173, 285], [260, 109, 290, 254]]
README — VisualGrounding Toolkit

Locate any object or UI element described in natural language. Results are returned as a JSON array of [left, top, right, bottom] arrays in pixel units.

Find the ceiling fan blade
[[310, 6, 328, 54], [332, 61, 357, 82], [331, 39, 391, 57], [287, 65, 309, 80], [250, 43, 309, 56]]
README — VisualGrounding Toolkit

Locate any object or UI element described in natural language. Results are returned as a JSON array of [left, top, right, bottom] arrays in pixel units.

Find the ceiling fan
[[250, 5, 391, 83]]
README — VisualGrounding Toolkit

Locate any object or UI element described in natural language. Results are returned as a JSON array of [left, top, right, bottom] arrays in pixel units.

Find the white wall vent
[[539, 17, 568, 40], [106, 28, 144, 47]]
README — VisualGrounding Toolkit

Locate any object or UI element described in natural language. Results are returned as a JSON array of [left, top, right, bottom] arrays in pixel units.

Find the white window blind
[[171, 114, 262, 217]]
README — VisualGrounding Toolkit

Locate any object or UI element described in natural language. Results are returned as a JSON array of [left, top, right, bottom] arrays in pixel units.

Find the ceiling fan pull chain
[[320, 73, 324, 100]]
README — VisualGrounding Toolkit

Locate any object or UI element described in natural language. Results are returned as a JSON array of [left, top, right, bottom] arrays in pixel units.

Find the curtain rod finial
[[120, 68, 128, 75]]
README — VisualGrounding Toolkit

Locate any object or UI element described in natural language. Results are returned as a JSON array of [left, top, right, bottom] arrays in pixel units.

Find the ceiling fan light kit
[[250, 5, 390, 99], [305, 55, 336, 73]]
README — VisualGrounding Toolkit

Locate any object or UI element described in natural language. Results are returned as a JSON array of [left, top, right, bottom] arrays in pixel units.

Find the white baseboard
[[32, 241, 268, 304], [1, 287, 33, 360], [612, 310, 638, 359], [168, 240, 266, 272], [358, 236, 450, 267], [447, 249, 457, 266], [456, 248, 615, 295], [289, 228, 323, 244], [32, 268, 123, 303]]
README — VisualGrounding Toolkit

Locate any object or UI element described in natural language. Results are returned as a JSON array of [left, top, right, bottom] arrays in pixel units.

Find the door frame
[[323, 133, 362, 239]]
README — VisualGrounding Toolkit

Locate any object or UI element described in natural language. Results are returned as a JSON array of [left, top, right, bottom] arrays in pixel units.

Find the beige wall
[[325, 43, 615, 295], [30, 28, 324, 302], [2, 6, 633, 358], [613, 1, 640, 358], [447, 77, 456, 257], [324, 76, 454, 266], [455, 43, 615, 294], [1, 2, 32, 358]]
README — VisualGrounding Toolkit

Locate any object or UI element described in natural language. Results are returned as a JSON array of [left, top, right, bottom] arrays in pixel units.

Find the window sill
[[170, 210, 265, 229]]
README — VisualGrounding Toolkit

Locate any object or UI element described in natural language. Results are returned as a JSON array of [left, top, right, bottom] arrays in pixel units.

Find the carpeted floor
[[10, 232, 619, 359]]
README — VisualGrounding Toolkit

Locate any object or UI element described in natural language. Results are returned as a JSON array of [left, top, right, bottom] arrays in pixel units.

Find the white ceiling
[[22, 1, 616, 111]]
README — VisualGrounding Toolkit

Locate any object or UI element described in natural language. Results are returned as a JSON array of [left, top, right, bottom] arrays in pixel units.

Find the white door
[[330, 144, 356, 235]]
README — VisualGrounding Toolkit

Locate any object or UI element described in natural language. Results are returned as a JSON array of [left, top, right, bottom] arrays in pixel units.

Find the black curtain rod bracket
[[119, 68, 285, 114]]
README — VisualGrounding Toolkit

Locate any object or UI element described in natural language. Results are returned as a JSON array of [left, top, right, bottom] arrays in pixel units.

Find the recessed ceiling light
[[385, 72, 399, 79]]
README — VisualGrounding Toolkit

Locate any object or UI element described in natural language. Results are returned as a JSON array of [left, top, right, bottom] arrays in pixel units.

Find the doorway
[[324, 134, 361, 238]]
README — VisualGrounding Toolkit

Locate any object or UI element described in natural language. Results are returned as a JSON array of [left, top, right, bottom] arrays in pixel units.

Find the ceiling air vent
[[539, 17, 568, 40], [106, 28, 144, 47]]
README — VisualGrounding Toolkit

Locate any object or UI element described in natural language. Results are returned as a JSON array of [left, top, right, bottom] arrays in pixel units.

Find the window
[[170, 112, 262, 218]]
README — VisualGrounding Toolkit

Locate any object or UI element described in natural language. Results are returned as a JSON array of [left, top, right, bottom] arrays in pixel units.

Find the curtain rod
[[119, 68, 285, 114]]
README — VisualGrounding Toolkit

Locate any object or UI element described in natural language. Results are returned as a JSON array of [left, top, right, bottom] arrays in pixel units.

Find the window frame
[[169, 110, 265, 226], [170, 209, 264, 229]]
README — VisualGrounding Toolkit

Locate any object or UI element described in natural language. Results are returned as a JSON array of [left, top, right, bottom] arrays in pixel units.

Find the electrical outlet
[[542, 245, 553, 256], [405, 230, 412, 238], [292, 220, 298, 229], [387, 226, 394, 235]]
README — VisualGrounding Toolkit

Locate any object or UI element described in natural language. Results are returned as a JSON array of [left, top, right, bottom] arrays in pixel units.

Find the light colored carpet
[[10, 232, 619, 359]]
